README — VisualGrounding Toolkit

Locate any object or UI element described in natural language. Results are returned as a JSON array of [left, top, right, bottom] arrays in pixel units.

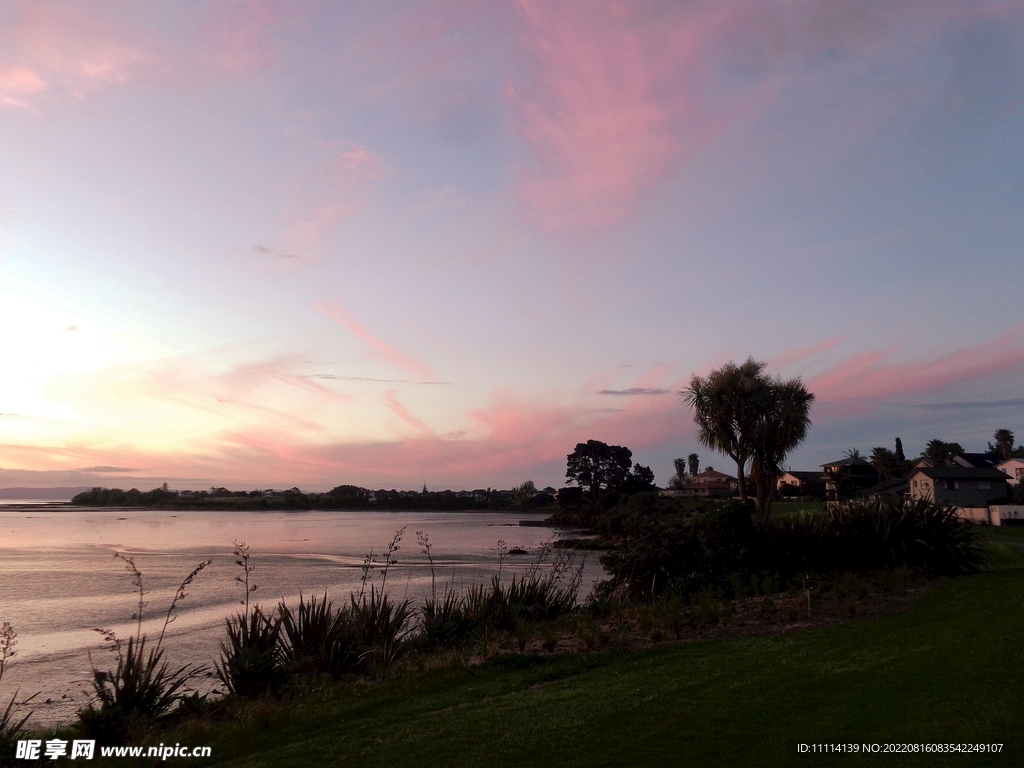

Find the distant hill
[[0, 486, 92, 500]]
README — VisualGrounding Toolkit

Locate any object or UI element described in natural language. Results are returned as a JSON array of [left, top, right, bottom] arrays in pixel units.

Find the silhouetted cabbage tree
[[683, 358, 813, 520]]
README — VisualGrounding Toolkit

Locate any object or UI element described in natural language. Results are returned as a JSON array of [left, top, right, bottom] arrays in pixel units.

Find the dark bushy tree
[[565, 440, 632, 498], [620, 464, 657, 494]]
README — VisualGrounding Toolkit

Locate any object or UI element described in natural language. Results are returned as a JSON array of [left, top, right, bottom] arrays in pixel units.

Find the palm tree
[[870, 446, 898, 481], [683, 358, 813, 518], [748, 378, 814, 519], [990, 429, 1016, 460], [683, 358, 769, 502]]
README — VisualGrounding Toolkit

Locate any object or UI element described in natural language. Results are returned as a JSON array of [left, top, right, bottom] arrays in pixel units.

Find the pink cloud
[[807, 325, 1024, 405], [507, 1, 716, 230], [0, 65, 47, 109], [330, 0, 495, 105], [506, 0, 1018, 231], [384, 391, 431, 435], [0, 1, 152, 111], [74, 377, 688, 488], [315, 301, 434, 378], [277, 143, 385, 253], [202, 0, 280, 74], [768, 336, 846, 371], [48, 352, 353, 442]]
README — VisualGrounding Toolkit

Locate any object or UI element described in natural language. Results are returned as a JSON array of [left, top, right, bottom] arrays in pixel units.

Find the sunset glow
[[1, 0, 1022, 491]]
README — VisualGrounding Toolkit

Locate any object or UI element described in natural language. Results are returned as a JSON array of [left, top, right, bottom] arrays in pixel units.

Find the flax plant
[[0, 622, 34, 753], [80, 555, 211, 742], [216, 544, 285, 698]]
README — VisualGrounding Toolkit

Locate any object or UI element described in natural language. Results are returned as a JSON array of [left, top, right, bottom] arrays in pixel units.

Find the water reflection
[[0, 508, 601, 726]]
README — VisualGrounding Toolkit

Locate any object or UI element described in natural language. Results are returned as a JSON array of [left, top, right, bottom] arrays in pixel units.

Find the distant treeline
[[70, 485, 558, 511]]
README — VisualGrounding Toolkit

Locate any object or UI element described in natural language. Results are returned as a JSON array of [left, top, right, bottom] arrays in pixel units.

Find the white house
[[997, 458, 1024, 486]]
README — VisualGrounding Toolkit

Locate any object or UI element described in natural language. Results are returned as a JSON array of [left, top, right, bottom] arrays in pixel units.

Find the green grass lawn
[[155, 552, 1024, 768], [771, 499, 827, 517]]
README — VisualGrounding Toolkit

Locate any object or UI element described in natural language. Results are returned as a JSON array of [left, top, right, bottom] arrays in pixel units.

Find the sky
[[1, 0, 1023, 492]]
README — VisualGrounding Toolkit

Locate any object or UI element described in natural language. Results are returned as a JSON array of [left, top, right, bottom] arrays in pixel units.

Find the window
[[944, 480, 959, 490], [978, 481, 991, 490]]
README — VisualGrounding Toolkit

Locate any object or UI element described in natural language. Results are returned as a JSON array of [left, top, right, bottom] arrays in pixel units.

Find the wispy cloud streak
[[315, 301, 433, 377], [808, 325, 1024, 405]]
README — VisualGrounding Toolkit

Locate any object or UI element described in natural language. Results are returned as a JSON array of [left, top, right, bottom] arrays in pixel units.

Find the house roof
[[682, 480, 734, 490], [862, 477, 910, 495], [822, 456, 872, 468], [952, 452, 1002, 469], [781, 471, 824, 482], [910, 467, 1010, 481], [692, 469, 736, 481]]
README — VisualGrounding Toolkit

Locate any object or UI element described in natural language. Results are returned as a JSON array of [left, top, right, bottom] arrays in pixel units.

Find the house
[[862, 476, 910, 501], [997, 458, 1024, 486], [691, 469, 735, 484], [907, 467, 1010, 507], [821, 456, 879, 499], [669, 469, 737, 499], [776, 471, 826, 496]]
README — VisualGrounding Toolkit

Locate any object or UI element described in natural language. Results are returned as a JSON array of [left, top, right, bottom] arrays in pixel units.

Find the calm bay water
[[0, 507, 597, 726]]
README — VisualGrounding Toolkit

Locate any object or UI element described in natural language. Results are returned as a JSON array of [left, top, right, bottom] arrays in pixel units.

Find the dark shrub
[[420, 587, 476, 647], [80, 636, 195, 744], [215, 606, 285, 698], [556, 486, 583, 505], [767, 497, 983, 576], [279, 592, 358, 679], [418, 551, 584, 647], [349, 587, 413, 671], [600, 501, 758, 597], [600, 497, 980, 598]]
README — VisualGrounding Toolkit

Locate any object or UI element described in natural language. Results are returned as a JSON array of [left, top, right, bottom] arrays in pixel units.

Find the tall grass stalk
[[217, 545, 285, 697], [416, 531, 436, 601], [379, 526, 406, 595], [0, 622, 33, 752], [232, 541, 258, 617], [81, 557, 210, 741]]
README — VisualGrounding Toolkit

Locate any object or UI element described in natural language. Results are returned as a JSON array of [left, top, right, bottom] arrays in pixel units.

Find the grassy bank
[[149, 554, 1024, 768], [771, 499, 827, 517]]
